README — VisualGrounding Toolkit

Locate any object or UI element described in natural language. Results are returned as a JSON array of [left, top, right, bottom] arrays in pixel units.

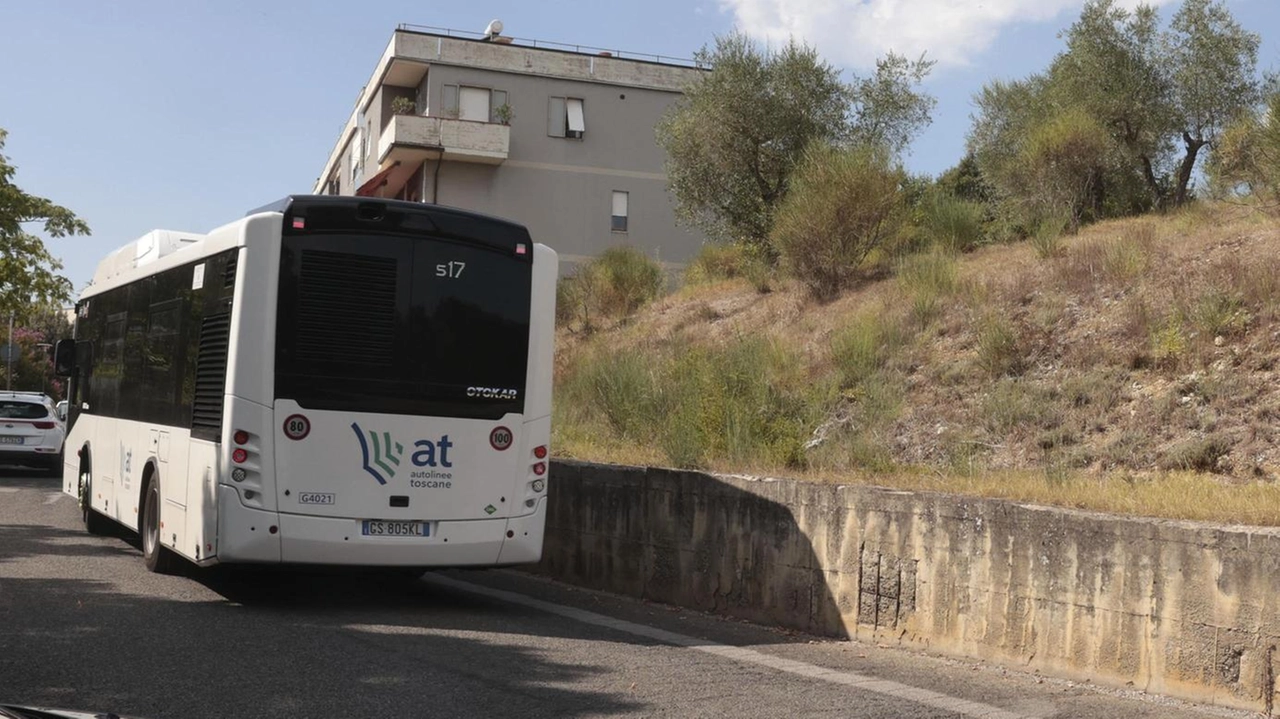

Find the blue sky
[[2, 0, 1277, 291]]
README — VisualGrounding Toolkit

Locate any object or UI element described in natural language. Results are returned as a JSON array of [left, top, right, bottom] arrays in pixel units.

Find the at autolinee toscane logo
[[352, 422, 404, 485]]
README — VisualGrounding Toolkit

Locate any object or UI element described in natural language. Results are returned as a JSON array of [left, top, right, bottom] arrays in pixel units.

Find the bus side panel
[[227, 215, 282, 411], [185, 439, 222, 564], [522, 244, 558, 422], [155, 426, 190, 560]]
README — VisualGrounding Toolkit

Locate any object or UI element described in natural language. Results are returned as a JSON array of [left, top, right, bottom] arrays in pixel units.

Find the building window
[[611, 191, 628, 232], [350, 128, 363, 184], [548, 97, 585, 139], [459, 86, 491, 122]]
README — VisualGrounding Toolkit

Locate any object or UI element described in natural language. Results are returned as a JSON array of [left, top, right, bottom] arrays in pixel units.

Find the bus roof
[[249, 195, 535, 256]]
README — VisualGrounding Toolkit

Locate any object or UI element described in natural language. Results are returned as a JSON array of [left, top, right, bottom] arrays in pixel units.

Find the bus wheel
[[142, 474, 176, 574], [79, 464, 111, 536]]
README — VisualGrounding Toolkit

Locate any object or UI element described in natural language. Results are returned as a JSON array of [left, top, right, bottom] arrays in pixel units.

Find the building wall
[[412, 65, 697, 266]]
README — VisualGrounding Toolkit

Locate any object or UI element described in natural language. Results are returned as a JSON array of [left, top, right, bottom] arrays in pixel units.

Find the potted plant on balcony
[[494, 103, 514, 125], [391, 96, 416, 116]]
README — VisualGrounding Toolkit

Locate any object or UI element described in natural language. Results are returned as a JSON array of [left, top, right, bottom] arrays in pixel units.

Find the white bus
[[54, 196, 557, 573]]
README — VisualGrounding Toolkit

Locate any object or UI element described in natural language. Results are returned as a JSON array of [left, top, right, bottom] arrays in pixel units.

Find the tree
[[1207, 90, 1280, 211], [0, 128, 84, 320], [657, 34, 850, 253], [1165, 0, 1261, 205], [1051, 0, 1172, 208], [657, 33, 934, 254], [849, 53, 937, 155], [771, 143, 905, 300]]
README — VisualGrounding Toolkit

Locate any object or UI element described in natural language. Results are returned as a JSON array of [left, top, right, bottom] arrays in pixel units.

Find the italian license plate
[[362, 520, 428, 537], [0, 436, 23, 445]]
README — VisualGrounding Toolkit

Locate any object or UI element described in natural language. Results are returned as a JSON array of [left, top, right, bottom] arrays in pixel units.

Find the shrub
[[772, 143, 906, 301], [1159, 434, 1232, 472], [919, 192, 986, 253], [831, 311, 904, 388], [1015, 109, 1109, 231], [975, 315, 1024, 377], [684, 242, 774, 293], [1191, 289, 1248, 338], [1150, 318, 1187, 369], [1207, 91, 1280, 211], [568, 349, 656, 439], [1030, 214, 1067, 259], [557, 246, 664, 331], [896, 250, 958, 328]]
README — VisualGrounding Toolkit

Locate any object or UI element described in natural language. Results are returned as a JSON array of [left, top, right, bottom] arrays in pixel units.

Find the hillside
[[551, 203, 1280, 525]]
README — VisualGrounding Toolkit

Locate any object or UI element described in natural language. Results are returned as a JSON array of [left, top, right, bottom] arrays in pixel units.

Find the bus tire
[[142, 472, 177, 574], [79, 463, 111, 536]]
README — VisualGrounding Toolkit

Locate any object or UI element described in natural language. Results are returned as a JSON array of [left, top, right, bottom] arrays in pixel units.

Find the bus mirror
[[53, 339, 77, 377]]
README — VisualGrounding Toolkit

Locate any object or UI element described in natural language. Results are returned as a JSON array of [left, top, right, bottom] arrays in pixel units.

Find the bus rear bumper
[[216, 487, 547, 567]]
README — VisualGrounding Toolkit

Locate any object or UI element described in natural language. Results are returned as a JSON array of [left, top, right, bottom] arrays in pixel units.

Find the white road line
[[43, 492, 63, 505], [0, 487, 18, 493], [422, 574, 1041, 719]]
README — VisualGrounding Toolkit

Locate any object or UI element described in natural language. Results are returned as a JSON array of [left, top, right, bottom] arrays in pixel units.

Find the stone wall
[[537, 460, 1280, 713]]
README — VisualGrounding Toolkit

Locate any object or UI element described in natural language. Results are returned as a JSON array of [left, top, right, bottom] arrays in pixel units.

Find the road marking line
[[43, 492, 64, 505], [0, 488, 19, 493], [422, 574, 1040, 719]]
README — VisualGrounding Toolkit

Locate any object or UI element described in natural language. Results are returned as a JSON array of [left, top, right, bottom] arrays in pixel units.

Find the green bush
[[772, 143, 906, 301], [975, 315, 1024, 377], [684, 242, 774, 293], [919, 192, 986, 253], [557, 246, 664, 332], [896, 250, 958, 327], [1208, 91, 1280, 210], [559, 336, 826, 470], [831, 311, 904, 388]]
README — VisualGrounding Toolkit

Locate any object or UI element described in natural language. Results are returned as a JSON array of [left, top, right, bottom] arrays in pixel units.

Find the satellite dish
[[483, 19, 503, 38]]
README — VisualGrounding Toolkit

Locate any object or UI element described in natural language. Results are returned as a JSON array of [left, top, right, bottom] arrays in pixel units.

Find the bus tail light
[[532, 462, 546, 476], [232, 448, 248, 464], [231, 467, 247, 482], [531, 479, 545, 493], [533, 445, 547, 459], [233, 430, 250, 445]]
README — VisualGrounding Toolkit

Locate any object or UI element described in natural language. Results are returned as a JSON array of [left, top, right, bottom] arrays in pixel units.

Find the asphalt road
[[0, 471, 1250, 719]]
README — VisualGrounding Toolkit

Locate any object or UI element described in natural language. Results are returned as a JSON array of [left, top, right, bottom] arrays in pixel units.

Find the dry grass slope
[[553, 203, 1280, 525]]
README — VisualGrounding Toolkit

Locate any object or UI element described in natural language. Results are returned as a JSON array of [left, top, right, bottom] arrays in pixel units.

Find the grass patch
[[791, 469, 1280, 527], [685, 242, 774, 293], [982, 379, 1060, 434], [555, 335, 830, 471], [897, 250, 958, 328], [830, 310, 906, 387], [975, 315, 1024, 377]]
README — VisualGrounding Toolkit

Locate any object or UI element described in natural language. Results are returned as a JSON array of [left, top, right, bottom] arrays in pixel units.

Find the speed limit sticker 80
[[284, 414, 311, 440]]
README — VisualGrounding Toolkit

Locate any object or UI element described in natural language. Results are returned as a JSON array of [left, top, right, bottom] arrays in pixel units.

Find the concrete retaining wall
[[537, 460, 1280, 712]]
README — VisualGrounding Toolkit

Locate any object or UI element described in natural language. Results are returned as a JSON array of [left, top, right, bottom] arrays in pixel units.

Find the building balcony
[[378, 113, 509, 168]]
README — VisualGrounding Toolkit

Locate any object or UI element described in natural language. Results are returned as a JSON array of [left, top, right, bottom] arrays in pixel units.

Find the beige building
[[313, 24, 708, 270]]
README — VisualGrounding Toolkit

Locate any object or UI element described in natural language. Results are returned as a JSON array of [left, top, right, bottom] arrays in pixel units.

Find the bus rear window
[[275, 233, 531, 419]]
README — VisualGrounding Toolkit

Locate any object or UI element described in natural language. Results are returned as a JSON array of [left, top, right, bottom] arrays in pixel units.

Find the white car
[[0, 392, 66, 475]]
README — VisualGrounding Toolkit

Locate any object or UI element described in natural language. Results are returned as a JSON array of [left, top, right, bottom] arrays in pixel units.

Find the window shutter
[[566, 98, 585, 134], [547, 97, 566, 137], [491, 90, 508, 123], [442, 84, 459, 116]]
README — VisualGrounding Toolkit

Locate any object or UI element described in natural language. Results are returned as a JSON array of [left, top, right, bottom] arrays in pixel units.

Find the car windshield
[[0, 401, 48, 419]]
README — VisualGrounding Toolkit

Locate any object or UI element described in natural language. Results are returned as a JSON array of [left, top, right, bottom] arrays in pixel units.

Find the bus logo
[[352, 422, 404, 485]]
